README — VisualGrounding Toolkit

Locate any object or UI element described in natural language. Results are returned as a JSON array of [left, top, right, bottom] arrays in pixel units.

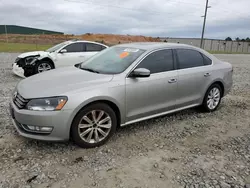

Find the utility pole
[[200, 0, 211, 48], [4, 25, 8, 43]]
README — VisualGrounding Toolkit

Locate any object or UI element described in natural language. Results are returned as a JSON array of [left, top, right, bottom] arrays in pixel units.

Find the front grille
[[15, 58, 26, 67], [15, 57, 20, 63], [13, 93, 29, 109]]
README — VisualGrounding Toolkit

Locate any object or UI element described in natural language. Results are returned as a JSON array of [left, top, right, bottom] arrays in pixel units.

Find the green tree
[[235, 37, 240, 41], [246, 37, 250, 42], [225, 37, 232, 41]]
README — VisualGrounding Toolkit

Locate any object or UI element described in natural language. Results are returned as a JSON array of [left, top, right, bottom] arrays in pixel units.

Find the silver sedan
[[10, 42, 233, 148]]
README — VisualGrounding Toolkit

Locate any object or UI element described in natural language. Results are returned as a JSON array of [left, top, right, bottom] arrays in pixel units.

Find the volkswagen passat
[[10, 43, 233, 148]]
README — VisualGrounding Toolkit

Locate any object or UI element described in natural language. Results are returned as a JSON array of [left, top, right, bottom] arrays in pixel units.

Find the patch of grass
[[0, 42, 53, 52], [0, 42, 249, 54]]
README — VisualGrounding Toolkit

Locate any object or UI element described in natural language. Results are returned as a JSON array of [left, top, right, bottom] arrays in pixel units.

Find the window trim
[[174, 48, 213, 70], [126, 48, 177, 78], [61, 42, 85, 53]]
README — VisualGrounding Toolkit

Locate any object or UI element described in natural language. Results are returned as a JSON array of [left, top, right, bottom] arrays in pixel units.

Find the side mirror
[[130, 68, 150, 78], [60, 49, 67, 53]]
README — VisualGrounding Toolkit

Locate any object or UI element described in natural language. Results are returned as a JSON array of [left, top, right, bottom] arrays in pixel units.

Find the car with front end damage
[[12, 40, 108, 78]]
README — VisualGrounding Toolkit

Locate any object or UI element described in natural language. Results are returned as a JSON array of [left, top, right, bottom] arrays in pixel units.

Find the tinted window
[[63, 43, 84, 52], [202, 54, 212, 65], [86, 43, 106, 52], [176, 49, 204, 69], [136, 49, 174, 74]]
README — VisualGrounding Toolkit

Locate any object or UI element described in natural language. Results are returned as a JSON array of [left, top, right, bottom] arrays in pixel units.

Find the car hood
[[17, 66, 114, 99], [18, 51, 49, 58]]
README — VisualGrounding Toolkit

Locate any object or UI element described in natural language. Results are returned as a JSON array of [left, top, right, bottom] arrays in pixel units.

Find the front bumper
[[12, 63, 25, 78], [10, 100, 73, 141]]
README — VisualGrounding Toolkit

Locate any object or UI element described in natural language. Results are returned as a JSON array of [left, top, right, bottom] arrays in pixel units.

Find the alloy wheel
[[78, 110, 112, 144], [37, 63, 52, 73], [207, 87, 221, 110]]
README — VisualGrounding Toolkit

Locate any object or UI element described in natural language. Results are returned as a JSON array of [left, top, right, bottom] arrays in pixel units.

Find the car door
[[175, 48, 213, 108], [83, 43, 107, 61], [125, 49, 178, 123], [55, 42, 85, 68]]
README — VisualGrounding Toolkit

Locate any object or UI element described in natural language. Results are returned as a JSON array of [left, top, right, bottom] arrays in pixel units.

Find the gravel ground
[[0, 53, 250, 188]]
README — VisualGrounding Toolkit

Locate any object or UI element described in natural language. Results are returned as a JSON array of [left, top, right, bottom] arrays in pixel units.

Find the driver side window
[[62, 43, 84, 53], [136, 49, 174, 74]]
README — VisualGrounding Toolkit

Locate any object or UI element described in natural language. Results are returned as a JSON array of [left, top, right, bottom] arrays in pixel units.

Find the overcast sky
[[0, 0, 249, 39]]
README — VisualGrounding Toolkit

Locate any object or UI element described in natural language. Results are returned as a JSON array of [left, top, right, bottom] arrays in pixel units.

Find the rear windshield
[[80, 46, 145, 74]]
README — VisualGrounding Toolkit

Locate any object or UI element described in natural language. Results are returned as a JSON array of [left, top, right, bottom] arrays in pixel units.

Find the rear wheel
[[202, 84, 222, 112], [71, 103, 117, 148]]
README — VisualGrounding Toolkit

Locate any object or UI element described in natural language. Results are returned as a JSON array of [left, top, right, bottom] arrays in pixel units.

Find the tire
[[202, 84, 222, 112], [34, 61, 54, 74], [71, 103, 117, 148]]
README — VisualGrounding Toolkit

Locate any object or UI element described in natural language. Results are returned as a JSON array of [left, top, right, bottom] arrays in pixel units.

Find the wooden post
[[4, 25, 8, 43], [230, 41, 233, 53]]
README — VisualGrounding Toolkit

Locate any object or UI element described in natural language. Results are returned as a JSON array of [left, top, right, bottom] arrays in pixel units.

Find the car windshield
[[46, 41, 70, 52], [80, 46, 145, 74]]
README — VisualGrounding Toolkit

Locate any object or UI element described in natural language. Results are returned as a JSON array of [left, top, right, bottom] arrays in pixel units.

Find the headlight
[[25, 56, 40, 64], [26, 96, 67, 111]]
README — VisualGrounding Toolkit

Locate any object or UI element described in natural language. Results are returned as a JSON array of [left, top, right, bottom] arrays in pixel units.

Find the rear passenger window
[[136, 49, 174, 74], [86, 43, 106, 52], [176, 49, 204, 69], [202, 54, 212, 65], [63, 43, 84, 52]]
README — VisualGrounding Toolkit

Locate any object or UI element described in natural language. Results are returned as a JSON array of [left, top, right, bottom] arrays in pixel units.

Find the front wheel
[[202, 84, 222, 112], [71, 103, 117, 148], [34, 61, 53, 74]]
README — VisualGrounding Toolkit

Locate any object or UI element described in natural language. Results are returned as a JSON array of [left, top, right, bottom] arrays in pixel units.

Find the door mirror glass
[[131, 68, 150, 78], [60, 49, 67, 53]]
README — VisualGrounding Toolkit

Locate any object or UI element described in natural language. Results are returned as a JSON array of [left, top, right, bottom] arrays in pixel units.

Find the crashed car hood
[[18, 51, 49, 58], [17, 66, 114, 99]]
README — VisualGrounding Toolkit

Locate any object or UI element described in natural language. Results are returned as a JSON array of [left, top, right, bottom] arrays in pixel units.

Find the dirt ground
[[0, 53, 250, 188]]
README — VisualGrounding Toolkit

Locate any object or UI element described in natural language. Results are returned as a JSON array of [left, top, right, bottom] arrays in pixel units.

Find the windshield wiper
[[81, 67, 100, 74]]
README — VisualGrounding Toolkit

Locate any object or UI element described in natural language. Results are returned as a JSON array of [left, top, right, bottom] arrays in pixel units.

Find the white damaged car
[[13, 40, 108, 78]]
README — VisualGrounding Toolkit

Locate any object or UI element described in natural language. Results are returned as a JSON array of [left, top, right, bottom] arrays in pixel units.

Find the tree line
[[225, 37, 250, 42]]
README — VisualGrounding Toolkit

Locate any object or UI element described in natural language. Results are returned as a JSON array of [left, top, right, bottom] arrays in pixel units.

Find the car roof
[[68, 40, 108, 47], [115, 42, 218, 62], [116, 42, 198, 51]]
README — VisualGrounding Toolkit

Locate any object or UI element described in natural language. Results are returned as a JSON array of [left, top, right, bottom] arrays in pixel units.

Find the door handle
[[168, 78, 177, 83], [204, 73, 211, 77]]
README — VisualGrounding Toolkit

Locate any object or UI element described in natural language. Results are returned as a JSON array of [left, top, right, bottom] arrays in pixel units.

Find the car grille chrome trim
[[13, 93, 29, 109]]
